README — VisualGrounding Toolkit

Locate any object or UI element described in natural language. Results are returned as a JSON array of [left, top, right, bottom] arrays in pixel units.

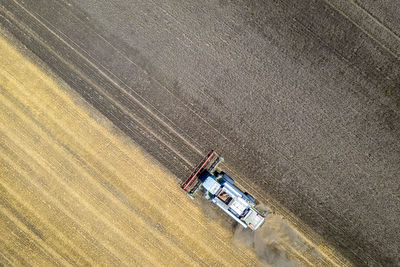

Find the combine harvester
[[181, 150, 268, 230]]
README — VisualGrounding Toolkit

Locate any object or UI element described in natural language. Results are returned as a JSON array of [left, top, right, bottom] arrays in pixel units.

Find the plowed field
[[0, 27, 351, 266]]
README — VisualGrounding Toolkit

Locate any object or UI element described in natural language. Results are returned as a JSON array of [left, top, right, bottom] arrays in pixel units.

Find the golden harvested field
[[0, 33, 262, 266]]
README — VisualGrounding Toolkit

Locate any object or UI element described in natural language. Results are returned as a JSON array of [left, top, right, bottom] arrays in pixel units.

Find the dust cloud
[[195, 196, 323, 266], [233, 205, 319, 267]]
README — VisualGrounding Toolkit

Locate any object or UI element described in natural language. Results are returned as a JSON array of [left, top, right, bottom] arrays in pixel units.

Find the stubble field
[[0, 34, 263, 266]]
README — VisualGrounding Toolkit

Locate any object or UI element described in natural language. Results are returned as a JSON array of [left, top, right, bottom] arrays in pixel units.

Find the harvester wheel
[[244, 192, 255, 203]]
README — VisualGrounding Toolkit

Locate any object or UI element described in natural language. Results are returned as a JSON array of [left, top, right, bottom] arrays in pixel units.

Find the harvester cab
[[181, 150, 268, 230]]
